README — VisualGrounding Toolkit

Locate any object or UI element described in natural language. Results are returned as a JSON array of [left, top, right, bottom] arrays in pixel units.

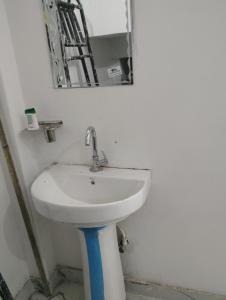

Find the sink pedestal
[[79, 224, 126, 300]]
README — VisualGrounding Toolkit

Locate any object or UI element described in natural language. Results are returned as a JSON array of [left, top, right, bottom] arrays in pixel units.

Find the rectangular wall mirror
[[42, 0, 133, 88]]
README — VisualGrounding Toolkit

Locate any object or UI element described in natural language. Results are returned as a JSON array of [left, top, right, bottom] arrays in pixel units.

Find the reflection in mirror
[[42, 0, 133, 88]]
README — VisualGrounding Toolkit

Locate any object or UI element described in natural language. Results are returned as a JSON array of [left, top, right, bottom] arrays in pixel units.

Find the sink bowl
[[31, 164, 151, 300], [31, 164, 151, 227]]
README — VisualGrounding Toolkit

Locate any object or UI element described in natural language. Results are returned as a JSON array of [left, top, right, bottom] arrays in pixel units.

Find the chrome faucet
[[85, 126, 108, 172]]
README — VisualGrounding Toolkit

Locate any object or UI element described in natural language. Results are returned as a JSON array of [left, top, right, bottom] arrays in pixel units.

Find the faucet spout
[[85, 126, 98, 157], [85, 126, 108, 172]]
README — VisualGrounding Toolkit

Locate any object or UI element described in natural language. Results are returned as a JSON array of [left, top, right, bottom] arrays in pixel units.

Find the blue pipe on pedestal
[[80, 227, 105, 300]]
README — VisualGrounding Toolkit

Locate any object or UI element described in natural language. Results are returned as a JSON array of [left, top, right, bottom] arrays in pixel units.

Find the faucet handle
[[98, 151, 108, 167]]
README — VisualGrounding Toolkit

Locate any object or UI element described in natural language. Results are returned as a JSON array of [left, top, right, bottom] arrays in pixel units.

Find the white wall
[[0, 3, 35, 288], [3, 0, 226, 295], [0, 2, 33, 295], [0, 152, 30, 296], [0, 0, 56, 282]]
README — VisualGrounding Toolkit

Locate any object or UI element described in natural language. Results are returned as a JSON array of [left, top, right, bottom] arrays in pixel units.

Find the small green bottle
[[25, 108, 39, 130]]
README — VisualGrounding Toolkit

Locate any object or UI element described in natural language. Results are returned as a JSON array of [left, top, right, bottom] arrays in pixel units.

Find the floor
[[18, 278, 226, 300], [29, 282, 160, 300], [16, 267, 226, 300]]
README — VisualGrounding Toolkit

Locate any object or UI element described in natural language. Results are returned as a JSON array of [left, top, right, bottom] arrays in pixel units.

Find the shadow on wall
[[0, 154, 27, 262], [0, 74, 27, 263], [3, 203, 28, 262]]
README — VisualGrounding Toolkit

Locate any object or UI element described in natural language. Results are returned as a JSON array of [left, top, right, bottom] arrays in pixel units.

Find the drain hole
[[90, 178, 95, 185]]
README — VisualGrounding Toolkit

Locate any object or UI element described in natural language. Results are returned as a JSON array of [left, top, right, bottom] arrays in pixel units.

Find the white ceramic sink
[[31, 164, 151, 227], [31, 163, 151, 300]]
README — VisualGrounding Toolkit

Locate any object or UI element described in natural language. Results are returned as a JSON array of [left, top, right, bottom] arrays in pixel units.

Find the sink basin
[[31, 164, 151, 300], [31, 164, 151, 227]]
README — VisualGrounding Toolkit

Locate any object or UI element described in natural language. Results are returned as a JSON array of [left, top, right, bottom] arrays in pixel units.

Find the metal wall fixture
[[39, 120, 63, 143]]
